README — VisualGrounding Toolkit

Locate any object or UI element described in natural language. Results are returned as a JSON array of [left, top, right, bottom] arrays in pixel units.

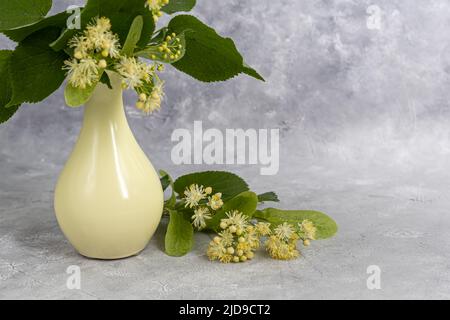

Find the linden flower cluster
[[146, 0, 170, 22], [64, 17, 120, 89], [64, 17, 168, 114], [183, 184, 224, 230], [154, 34, 184, 62], [207, 211, 271, 263], [207, 217, 317, 263], [265, 220, 317, 260], [115, 56, 165, 114]]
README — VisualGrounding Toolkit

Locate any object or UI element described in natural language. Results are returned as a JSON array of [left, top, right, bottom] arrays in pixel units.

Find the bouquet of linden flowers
[[0, 0, 264, 123], [160, 171, 338, 263]]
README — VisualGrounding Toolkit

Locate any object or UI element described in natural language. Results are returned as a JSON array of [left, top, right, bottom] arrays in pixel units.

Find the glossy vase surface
[[54, 74, 164, 260]]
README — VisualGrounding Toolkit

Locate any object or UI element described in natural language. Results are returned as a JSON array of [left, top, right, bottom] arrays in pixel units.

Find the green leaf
[[254, 208, 338, 240], [174, 171, 249, 201], [0, 0, 52, 31], [122, 15, 144, 56], [64, 82, 97, 107], [159, 170, 176, 209], [206, 191, 258, 232], [165, 210, 194, 257], [160, 171, 172, 191], [168, 15, 262, 82], [257, 192, 280, 203], [136, 31, 186, 64], [3, 12, 70, 43], [243, 62, 265, 82], [7, 28, 68, 107], [0, 51, 20, 124], [51, 0, 155, 51], [162, 0, 196, 14], [0, 104, 19, 125]]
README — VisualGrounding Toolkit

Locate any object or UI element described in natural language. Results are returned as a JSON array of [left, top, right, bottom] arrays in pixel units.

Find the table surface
[[1, 157, 449, 300]]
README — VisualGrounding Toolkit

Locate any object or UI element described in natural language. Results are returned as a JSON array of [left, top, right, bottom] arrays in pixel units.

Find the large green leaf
[[0, 104, 19, 125], [0, 51, 20, 124], [254, 208, 338, 240], [168, 15, 264, 82], [51, 0, 155, 51], [7, 28, 68, 107], [3, 12, 70, 43], [174, 171, 249, 201], [0, 0, 52, 31], [162, 0, 196, 14], [206, 191, 258, 232], [165, 210, 194, 257]]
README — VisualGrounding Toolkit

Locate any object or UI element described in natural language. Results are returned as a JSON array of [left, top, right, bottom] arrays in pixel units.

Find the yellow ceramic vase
[[54, 74, 164, 260]]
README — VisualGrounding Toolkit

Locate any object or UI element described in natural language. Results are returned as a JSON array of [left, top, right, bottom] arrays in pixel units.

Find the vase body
[[54, 74, 164, 260]]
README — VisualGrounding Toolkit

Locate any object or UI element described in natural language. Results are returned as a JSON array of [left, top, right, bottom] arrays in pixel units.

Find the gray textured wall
[[2, 0, 449, 174], [1, 0, 450, 299]]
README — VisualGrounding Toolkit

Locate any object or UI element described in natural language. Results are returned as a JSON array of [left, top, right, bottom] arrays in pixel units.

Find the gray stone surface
[[1, 0, 450, 299]]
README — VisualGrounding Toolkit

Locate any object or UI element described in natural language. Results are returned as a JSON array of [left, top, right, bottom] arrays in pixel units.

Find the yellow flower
[[116, 56, 153, 89], [208, 218, 263, 264], [191, 207, 211, 230], [68, 35, 92, 59], [204, 187, 213, 195], [219, 229, 234, 247], [142, 81, 164, 114], [86, 17, 111, 48], [64, 58, 99, 89], [255, 222, 271, 236], [146, 0, 170, 21], [223, 210, 249, 230], [207, 241, 226, 261], [236, 240, 251, 253], [183, 184, 208, 208], [245, 230, 261, 249], [274, 222, 295, 242], [208, 193, 223, 210], [70, 17, 121, 58], [265, 236, 300, 260], [299, 220, 317, 240], [219, 254, 233, 264]]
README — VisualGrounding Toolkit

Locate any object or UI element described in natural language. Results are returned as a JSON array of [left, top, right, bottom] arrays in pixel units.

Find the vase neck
[[83, 73, 126, 129]]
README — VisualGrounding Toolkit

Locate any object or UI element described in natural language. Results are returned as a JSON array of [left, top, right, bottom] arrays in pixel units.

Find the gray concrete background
[[1, 0, 450, 299]]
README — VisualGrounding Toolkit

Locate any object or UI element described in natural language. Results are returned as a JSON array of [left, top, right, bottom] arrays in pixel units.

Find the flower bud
[[74, 51, 83, 60], [139, 93, 147, 102], [136, 101, 145, 110], [205, 187, 213, 195], [98, 59, 107, 69]]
